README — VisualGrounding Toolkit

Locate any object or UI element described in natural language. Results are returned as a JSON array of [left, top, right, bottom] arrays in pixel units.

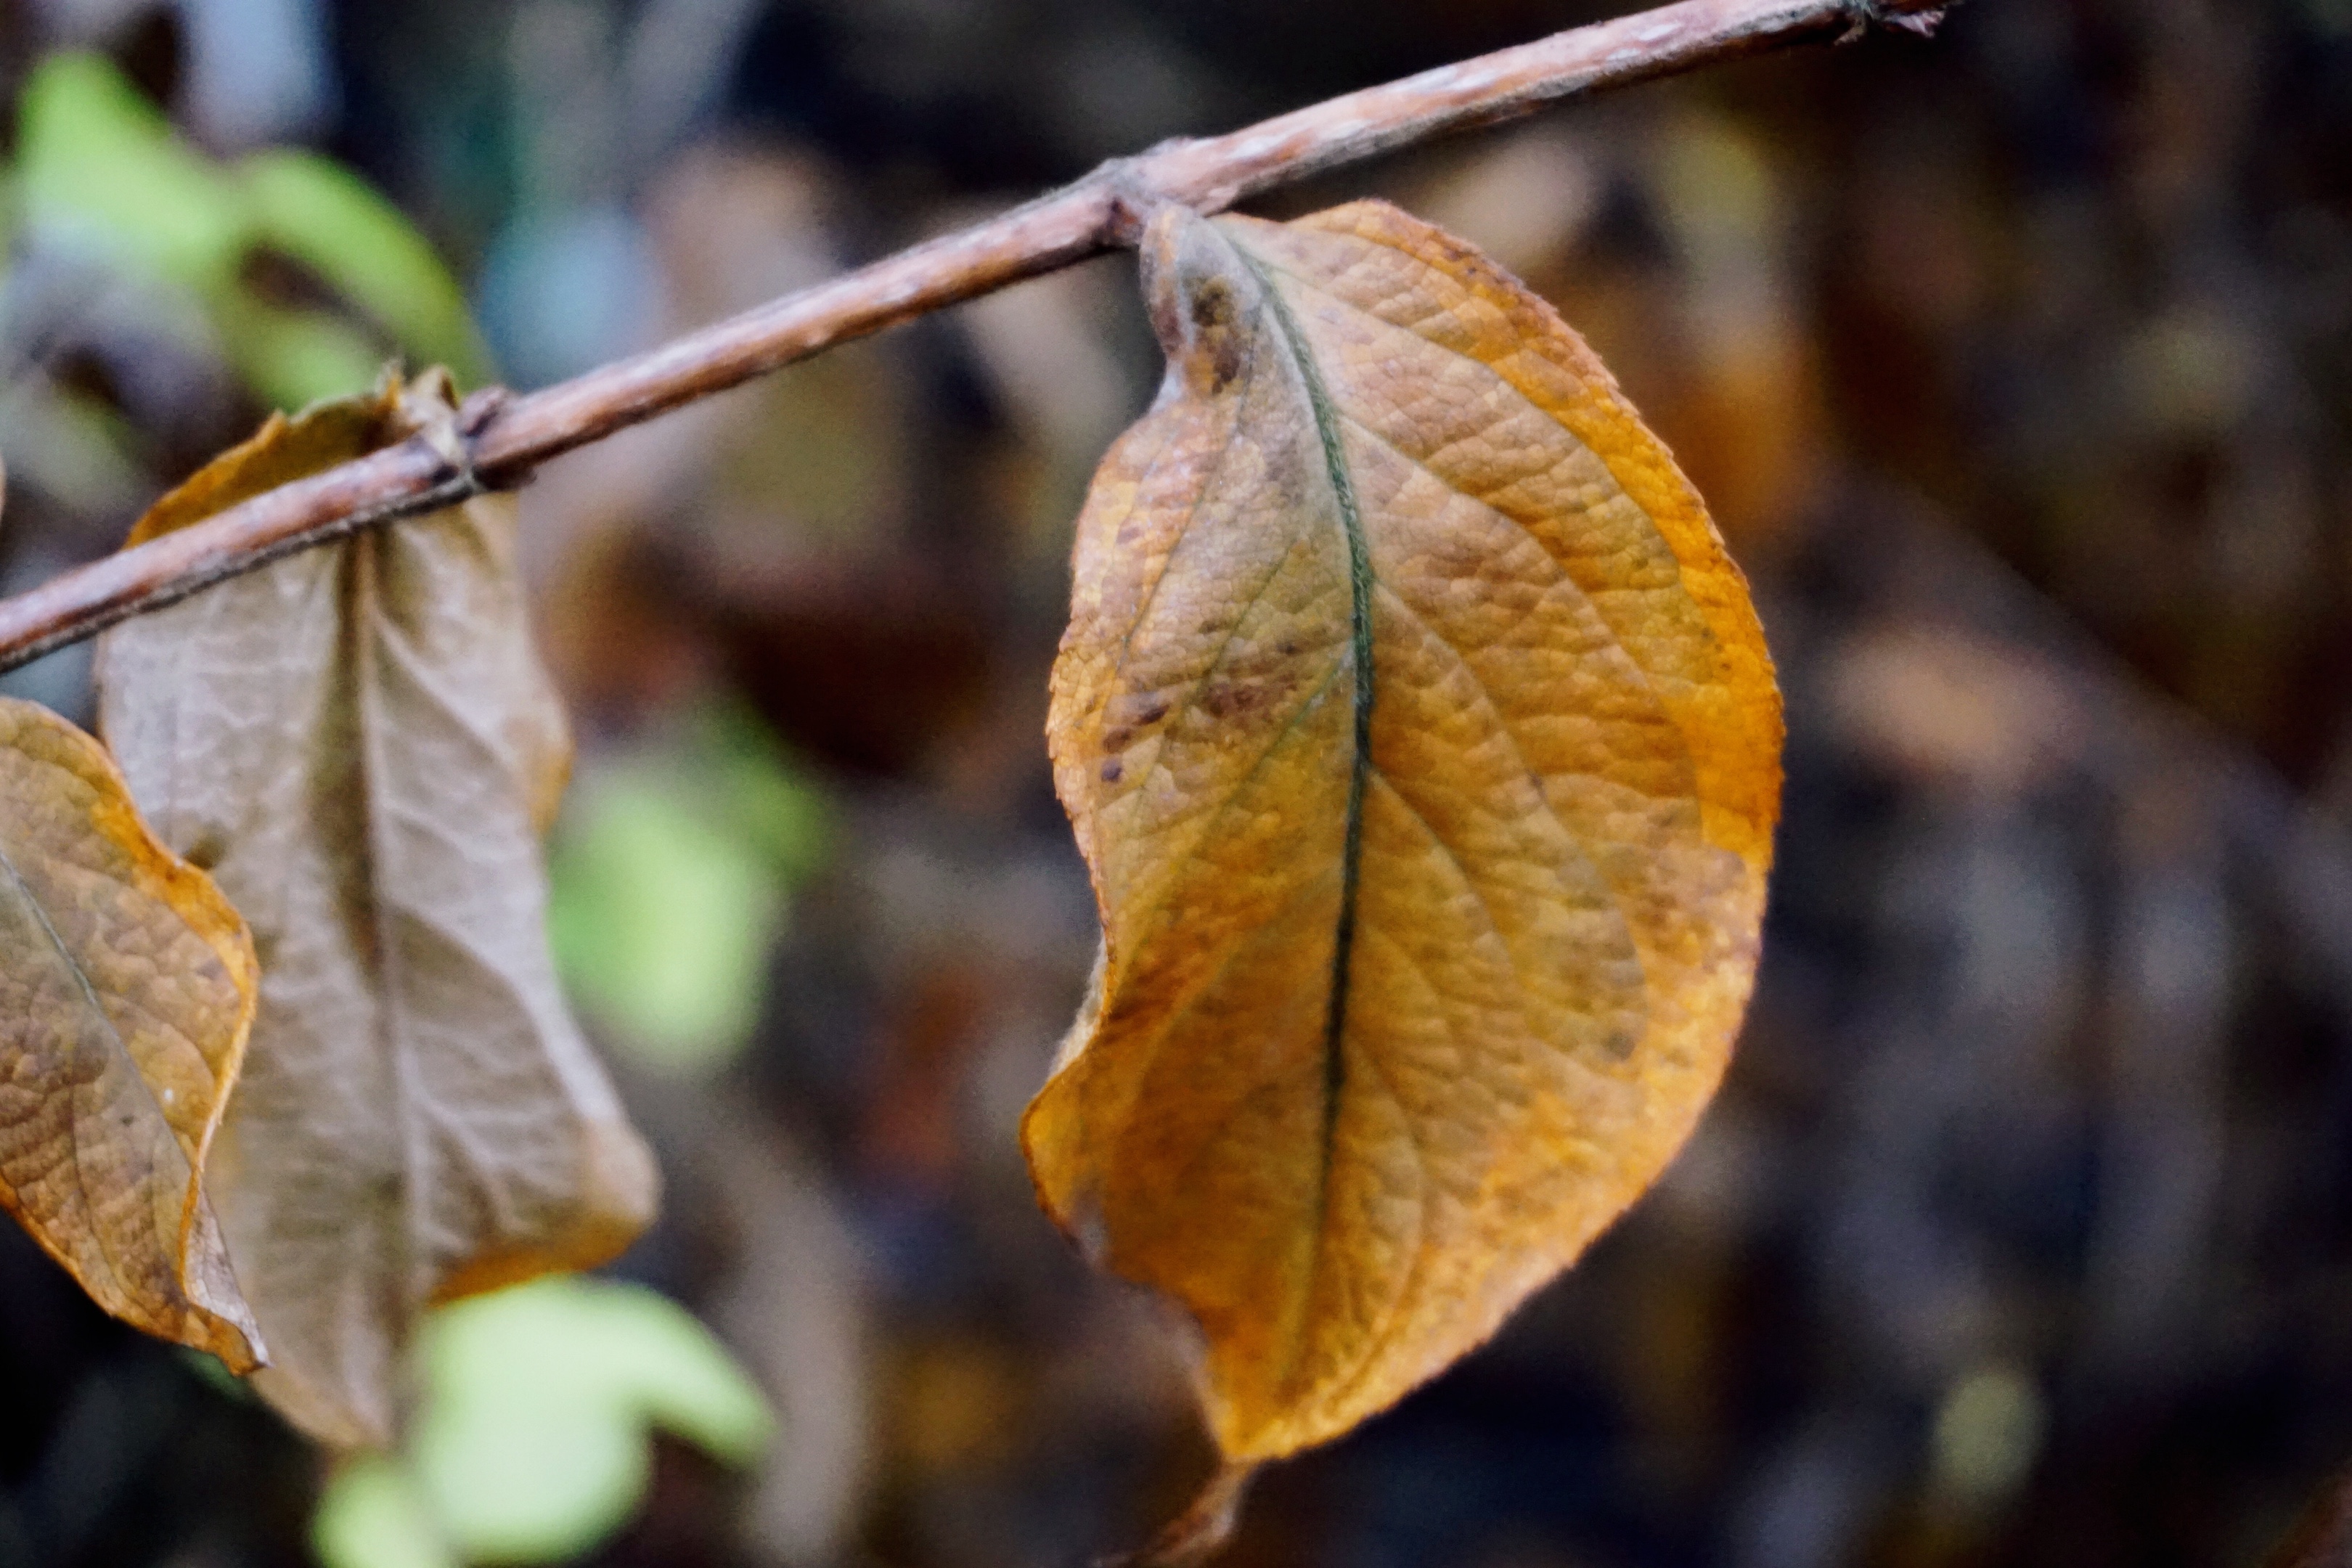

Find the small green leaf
[[0, 382, 145, 517], [412, 1276, 772, 1564], [706, 706, 833, 877], [550, 710, 828, 1073], [213, 298, 389, 410], [240, 150, 491, 387], [550, 770, 784, 1070], [10, 54, 490, 412], [314, 1457, 457, 1568], [15, 53, 250, 290]]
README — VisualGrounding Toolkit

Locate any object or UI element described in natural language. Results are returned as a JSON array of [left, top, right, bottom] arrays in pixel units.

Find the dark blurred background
[[9, 1, 2352, 1565]]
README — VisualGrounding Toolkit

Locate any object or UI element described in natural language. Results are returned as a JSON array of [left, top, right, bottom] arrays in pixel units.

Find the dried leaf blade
[[1028, 201, 1783, 1462], [97, 371, 656, 1445], [0, 695, 263, 1369]]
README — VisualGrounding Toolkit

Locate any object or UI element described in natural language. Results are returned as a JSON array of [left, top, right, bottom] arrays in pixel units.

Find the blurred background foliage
[[7, 1, 2352, 1567]]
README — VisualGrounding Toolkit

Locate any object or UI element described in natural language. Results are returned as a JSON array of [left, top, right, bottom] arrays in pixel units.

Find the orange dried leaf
[[96, 371, 656, 1446], [1028, 201, 1783, 1462], [0, 695, 263, 1370]]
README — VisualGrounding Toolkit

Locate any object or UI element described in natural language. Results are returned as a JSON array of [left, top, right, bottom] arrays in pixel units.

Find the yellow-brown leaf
[[1026, 201, 1783, 1461], [96, 370, 655, 1445], [0, 695, 263, 1370]]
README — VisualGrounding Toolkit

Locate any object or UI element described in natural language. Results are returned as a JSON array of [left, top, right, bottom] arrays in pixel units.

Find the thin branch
[[0, 0, 1950, 674]]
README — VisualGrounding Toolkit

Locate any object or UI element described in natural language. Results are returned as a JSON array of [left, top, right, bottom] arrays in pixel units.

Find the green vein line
[[1240, 250, 1374, 1177]]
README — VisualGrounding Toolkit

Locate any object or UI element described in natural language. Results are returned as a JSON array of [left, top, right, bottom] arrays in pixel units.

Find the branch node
[[454, 387, 532, 489], [1096, 155, 1184, 248], [392, 369, 498, 509], [1840, 0, 1950, 43], [457, 387, 511, 441]]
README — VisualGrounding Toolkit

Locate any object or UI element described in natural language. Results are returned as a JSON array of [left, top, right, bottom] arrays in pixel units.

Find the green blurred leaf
[[550, 770, 783, 1071], [0, 382, 145, 516], [10, 54, 489, 412], [314, 1456, 458, 1568], [706, 705, 833, 876], [214, 298, 390, 410], [15, 52, 250, 290], [550, 710, 829, 1074], [413, 1276, 772, 1564], [241, 150, 491, 387]]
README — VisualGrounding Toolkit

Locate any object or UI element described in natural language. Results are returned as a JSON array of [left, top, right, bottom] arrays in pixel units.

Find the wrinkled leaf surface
[[1028, 201, 1783, 1461], [0, 694, 263, 1369], [97, 372, 657, 1445]]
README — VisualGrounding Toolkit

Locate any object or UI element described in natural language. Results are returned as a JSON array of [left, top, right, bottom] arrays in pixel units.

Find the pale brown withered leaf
[[0, 693, 264, 1370], [96, 371, 657, 1446], [1028, 201, 1783, 1482]]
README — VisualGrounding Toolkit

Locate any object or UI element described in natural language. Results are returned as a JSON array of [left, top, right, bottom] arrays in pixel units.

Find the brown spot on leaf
[[1199, 680, 1275, 720]]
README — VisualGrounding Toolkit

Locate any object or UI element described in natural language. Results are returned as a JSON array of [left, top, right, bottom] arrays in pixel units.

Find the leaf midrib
[[1236, 244, 1373, 1381], [346, 540, 426, 1314]]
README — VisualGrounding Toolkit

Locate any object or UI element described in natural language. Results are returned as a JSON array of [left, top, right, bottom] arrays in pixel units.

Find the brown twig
[[0, 0, 1950, 674]]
